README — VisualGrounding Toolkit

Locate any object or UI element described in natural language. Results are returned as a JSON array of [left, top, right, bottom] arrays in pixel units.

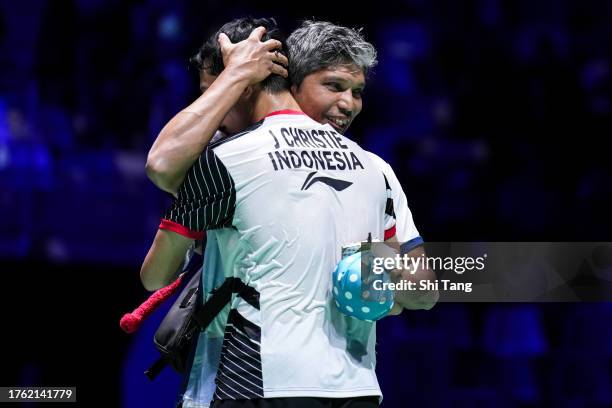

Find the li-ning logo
[[300, 171, 353, 191]]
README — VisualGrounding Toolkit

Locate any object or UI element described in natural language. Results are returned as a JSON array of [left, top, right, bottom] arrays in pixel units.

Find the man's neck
[[252, 90, 302, 122]]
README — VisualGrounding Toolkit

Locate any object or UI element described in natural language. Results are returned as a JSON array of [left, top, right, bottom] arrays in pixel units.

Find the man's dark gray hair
[[287, 21, 378, 87]]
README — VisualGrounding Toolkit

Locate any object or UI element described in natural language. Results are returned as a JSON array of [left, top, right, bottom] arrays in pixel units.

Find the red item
[[159, 218, 205, 240], [384, 225, 397, 240], [120, 275, 184, 334]]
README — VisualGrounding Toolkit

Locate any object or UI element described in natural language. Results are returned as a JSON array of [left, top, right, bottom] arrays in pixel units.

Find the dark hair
[[190, 17, 289, 93]]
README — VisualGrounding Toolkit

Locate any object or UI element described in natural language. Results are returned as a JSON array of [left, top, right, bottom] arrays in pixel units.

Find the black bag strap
[[144, 356, 167, 380], [144, 277, 240, 380], [191, 277, 238, 329]]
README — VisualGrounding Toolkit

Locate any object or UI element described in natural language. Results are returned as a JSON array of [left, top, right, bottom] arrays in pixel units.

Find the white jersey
[[366, 152, 423, 251], [162, 110, 397, 400], [181, 159, 424, 408]]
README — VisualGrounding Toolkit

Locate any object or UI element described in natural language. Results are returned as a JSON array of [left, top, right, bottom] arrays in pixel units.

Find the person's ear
[[290, 84, 298, 95]]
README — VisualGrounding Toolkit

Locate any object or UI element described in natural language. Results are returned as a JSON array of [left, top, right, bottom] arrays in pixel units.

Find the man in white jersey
[[139, 16, 438, 406], [141, 17, 438, 406], [144, 20, 433, 307]]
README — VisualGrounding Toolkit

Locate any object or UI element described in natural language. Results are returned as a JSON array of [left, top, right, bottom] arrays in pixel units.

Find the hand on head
[[218, 26, 288, 85]]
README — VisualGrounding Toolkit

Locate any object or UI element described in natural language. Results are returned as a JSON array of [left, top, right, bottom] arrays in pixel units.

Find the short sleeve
[[160, 148, 236, 239], [370, 153, 423, 253], [383, 173, 397, 240]]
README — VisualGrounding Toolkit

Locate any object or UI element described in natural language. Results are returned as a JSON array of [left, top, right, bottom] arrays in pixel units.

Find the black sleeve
[[163, 148, 236, 234]]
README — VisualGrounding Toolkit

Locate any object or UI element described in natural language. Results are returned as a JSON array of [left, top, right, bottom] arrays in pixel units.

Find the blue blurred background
[[1, 0, 611, 406]]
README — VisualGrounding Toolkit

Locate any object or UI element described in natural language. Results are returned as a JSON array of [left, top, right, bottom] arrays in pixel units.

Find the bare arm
[[146, 27, 288, 194], [146, 70, 247, 193], [382, 236, 439, 311], [140, 229, 193, 291]]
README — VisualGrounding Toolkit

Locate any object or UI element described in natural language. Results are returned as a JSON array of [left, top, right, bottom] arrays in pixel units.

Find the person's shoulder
[[363, 151, 405, 191], [208, 120, 265, 149], [364, 150, 392, 173]]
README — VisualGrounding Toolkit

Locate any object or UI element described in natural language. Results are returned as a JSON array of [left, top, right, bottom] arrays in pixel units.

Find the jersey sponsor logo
[[300, 171, 353, 191]]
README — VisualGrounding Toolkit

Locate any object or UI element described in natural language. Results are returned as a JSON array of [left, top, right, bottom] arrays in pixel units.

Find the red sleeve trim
[[159, 219, 205, 240], [384, 225, 397, 240], [259, 109, 306, 121]]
